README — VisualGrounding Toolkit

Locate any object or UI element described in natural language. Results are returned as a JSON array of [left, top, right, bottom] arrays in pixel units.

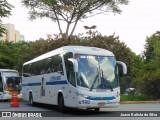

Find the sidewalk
[[120, 101, 160, 104]]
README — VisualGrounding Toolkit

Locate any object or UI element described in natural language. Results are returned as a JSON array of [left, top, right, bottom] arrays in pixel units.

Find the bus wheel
[[29, 93, 35, 106], [58, 94, 66, 112], [95, 108, 100, 112], [3, 99, 8, 102]]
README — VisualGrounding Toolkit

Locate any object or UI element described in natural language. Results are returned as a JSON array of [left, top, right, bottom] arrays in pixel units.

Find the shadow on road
[[28, 102, 115, 117]]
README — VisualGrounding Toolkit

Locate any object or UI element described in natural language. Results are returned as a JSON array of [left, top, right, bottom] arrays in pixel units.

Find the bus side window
[[48, 54, 64, 75]]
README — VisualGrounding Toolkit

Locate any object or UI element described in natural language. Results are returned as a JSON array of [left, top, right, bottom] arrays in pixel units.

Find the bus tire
[[3, 99, 8, 102], [29, 93, 35, 106], [58, 94, 66, 112], [95, 108, 100, 112]]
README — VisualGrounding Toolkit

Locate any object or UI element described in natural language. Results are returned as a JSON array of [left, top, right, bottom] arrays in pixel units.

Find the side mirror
[[117, 61, 127, 74], [68, 58, 78, 72]]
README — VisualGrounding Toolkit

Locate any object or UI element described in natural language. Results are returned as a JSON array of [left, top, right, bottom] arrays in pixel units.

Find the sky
[[2, 0, 160, 55]]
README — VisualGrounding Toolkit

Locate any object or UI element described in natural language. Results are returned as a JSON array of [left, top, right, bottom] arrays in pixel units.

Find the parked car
[[124, 88, 136, 95]]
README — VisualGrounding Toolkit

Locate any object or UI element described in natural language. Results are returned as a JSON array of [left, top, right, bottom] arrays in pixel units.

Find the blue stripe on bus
[[22, 80, 68, 87], [86, 96, 116, 100], [46, 81, 68, 85], [22, 82, 41, 86]]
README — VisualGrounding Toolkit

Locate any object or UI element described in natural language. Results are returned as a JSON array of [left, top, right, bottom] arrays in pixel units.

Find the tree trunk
[[54, 11, 63, 35], [66, 22, 71, 36], [57, 19, 63, 35], [69, 19, 78, 37]]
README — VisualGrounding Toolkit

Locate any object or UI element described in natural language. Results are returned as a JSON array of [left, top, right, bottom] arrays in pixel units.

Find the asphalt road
[[0, 101, 160, 120]]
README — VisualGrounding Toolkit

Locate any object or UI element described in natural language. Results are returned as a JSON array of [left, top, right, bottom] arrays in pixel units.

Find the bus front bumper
[[77, 96, 120, 109], [2, 92, 22, 100]]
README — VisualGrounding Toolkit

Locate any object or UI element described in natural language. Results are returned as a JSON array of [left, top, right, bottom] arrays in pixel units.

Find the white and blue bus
[[0, 69, 22, 101], [22, 46, 127, 112]]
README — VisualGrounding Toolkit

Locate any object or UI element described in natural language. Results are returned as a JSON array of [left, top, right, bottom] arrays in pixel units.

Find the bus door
[[65, 59, 78, 107], [63, 52, 77, 106], [40, 77, 46, 100]]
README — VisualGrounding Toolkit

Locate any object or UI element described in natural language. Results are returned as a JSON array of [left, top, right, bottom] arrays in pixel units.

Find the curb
[[120, 101, 160, 104]]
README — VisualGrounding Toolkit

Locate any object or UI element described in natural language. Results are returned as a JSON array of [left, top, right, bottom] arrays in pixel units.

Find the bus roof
[[0, 69, 18, 72], [23, 46, 114, 65]]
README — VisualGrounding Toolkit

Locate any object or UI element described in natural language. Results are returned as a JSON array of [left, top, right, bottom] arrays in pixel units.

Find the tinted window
[[23, 64, 32, 77], [2, 71, 19, 77], [45, 55, 64, 74], [23, 54, 64, 77]]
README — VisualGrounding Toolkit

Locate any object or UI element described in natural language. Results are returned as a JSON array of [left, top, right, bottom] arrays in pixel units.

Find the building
[[0, 23, 25, 43]]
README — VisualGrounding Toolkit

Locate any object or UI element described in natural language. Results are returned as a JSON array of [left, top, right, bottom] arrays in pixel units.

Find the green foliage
[[0, 0, 13, 17], [144, 31, 160, 61], [0, 53, 13, 68], [120, 94, 152, 101], [133, 31, 160, 99], [123, 53, 146, 93], [0, 0, 14, 36], [0, 24, 5, 36], [0, 41, 15, 68], [22, 0, 129, 37]]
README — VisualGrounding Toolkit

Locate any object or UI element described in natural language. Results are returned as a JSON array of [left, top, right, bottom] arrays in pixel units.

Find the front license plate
[[98, 102, 106, 106]]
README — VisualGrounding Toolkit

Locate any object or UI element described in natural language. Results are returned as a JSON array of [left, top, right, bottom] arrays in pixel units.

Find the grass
[[120, 94, 152, 102]]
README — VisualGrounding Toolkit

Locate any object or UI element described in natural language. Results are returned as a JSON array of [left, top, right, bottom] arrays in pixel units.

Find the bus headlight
[[75, 92, 89, 98], [80, 94, 89, 98]]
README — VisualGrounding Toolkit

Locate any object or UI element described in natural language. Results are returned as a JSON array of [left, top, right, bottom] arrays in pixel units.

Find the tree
[[22, 0, 128, 38], [133, 31, 160, 99], [0, 0, 13, 36], [0, 41, 15, 68], [144, 31, 160, 61]]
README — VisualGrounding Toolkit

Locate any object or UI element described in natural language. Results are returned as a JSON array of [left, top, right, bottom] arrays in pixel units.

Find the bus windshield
[[2, 71, 19, 77], [75, 54, 119, 90], [5, 77, 21, 93]]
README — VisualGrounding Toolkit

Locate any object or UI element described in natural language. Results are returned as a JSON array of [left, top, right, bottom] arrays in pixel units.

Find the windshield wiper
[[108, 82, 113, 91], [101, 69, 113, 91], [90, 74, 98, 91]]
